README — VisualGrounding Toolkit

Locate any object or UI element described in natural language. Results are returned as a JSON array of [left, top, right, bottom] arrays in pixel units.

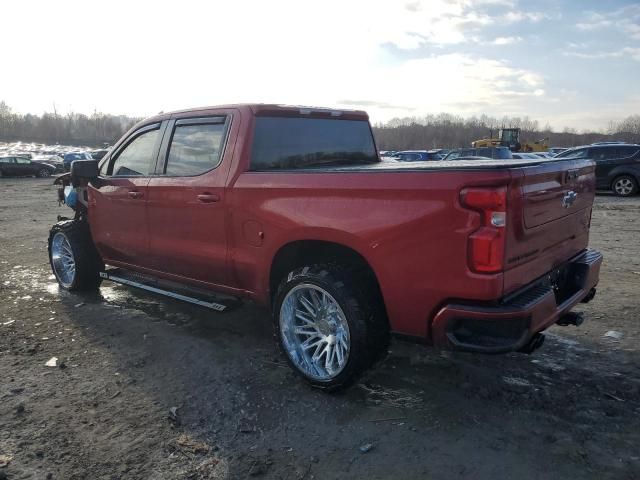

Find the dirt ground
[[1, 178, 639, 480]]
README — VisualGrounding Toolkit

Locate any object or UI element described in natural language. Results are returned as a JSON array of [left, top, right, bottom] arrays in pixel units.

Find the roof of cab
[[147, 104, 369, 123]]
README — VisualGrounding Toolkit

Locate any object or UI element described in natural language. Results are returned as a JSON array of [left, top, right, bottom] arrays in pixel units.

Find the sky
[[1, 0, 639, 131]]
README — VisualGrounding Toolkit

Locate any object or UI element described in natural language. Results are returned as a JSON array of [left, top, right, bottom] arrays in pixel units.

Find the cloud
[[576, 13, 612, 31], [368, 1, 496, 48], [334, 53, 548, 122], [576, 6, 640, 40], [502, 11, 552, 23], [564, 47, 640, 62], [346, 0, 545, 50], [492, 36, 522, 45], [337, 100, 415, 111]]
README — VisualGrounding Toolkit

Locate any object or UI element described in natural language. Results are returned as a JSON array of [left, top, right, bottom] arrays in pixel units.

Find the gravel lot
[[1, 178, 639, 480]]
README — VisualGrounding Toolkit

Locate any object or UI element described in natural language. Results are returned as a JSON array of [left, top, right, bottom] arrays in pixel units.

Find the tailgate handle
[[197, 193, 220, 203]]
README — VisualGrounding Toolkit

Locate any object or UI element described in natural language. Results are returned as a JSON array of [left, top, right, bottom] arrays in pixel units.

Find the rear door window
[[250, 117, 378, 170], [163, 118, 228, 176], [109, 126, 160, 177], [592, 147, 611, 161], [619, 146, 640, 157]]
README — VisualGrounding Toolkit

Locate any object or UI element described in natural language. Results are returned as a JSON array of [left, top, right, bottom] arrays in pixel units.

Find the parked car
[[6, 152, 33, 160], [379, 150, 397, 157], [0, 156, 57, 177], [442, 147, 513, 160], [512, 152, 544, 160], [63, 152, 93, 171], [391, 150, 441, 161], [90, 149, 110, 161], [555, 143, 640, 196], [428, 148, 450, 159], [33, 155, 65, 172], [48, 104, 601, 390], [548, 147, 567, 156]]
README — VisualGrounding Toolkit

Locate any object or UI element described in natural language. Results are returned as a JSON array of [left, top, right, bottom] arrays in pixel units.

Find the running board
[[99, 269, 236, 312]]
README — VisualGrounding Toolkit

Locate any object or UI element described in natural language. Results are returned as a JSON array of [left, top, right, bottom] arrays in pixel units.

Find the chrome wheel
[[279, 284, 350, 381], [51, 232, 76, 287], [614, 177, 635, 196]]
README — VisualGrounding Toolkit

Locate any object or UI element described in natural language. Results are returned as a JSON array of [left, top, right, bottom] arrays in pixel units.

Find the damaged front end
[[53, 160, 99, 220]]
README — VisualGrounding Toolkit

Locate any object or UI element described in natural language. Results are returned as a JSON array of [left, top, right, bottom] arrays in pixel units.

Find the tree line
[[372, 113, 640, 150], [0, 101, 139, 147], [2, 100, 640, 150]]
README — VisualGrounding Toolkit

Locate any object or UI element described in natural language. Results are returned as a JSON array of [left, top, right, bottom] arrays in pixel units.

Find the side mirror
[[70, 160, 99, 185]]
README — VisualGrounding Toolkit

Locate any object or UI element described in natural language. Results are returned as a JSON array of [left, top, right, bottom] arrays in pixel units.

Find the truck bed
[[320, 158, 566, 171]]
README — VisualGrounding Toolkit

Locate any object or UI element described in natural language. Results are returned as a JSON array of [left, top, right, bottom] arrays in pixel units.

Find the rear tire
[[612, 175, 638, 197], [37, 168, 51, 178], [273, 264, 389, 391], [48, 220, 103, 291]]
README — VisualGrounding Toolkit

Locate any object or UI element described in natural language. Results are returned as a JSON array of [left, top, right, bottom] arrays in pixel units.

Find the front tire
[[37, 168, 51, 178], [273, 264, 388, 391], [48, 220, 103, 291], [612, 175, 638, 197]]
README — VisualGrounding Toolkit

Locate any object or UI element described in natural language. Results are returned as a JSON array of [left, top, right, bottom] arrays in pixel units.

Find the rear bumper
[[431, 249, 602, 353]]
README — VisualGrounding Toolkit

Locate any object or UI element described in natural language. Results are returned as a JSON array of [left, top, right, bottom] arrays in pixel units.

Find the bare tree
[[0, 101, 139, 146], [373, 113, 640, 150]]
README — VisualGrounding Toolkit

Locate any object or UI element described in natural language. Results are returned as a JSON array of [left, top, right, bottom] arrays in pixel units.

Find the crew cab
[[48, 104, 602, 390]]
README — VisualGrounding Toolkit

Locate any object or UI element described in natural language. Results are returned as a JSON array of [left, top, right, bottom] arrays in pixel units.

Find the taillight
[[460, 187, 507, 273]]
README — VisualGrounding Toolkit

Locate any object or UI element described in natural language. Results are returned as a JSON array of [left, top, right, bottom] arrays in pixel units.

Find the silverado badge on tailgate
[[562, 190, 578, 208]]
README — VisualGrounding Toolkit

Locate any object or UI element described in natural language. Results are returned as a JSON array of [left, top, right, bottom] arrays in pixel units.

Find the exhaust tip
[[557, 311, 584, 327], [519, 333, 545, 354], [580, 288, 596, 304]]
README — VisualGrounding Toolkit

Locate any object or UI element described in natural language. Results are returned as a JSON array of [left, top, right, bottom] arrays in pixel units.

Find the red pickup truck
[[49, 104, 602, 389]]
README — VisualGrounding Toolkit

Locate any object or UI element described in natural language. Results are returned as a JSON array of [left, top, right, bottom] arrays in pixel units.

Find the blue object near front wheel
[[64, 187, 77, 209]]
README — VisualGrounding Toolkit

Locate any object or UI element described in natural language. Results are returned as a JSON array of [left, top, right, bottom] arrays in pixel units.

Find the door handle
[[197, 193, 220, 203], [128, 191, 143, 199]]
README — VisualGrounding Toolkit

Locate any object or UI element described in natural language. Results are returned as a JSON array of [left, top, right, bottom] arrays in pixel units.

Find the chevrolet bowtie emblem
[[562, 190, 578, 208]]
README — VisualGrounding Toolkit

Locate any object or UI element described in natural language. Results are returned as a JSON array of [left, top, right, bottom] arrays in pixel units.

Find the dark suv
[[555, 143, 640, 196]]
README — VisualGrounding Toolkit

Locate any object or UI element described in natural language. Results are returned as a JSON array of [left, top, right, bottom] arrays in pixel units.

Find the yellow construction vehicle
[[472, 128, 549, 152]]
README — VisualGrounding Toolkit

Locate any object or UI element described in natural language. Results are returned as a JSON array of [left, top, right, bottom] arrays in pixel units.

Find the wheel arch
[[268, 239, 387, 315], [609, 169, 640, 189]]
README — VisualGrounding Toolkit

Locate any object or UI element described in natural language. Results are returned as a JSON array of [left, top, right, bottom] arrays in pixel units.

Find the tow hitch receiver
[[556, 311, 584, 327]]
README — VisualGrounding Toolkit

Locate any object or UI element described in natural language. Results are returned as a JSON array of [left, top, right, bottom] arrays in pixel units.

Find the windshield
[[556, 148, 588, 159], [250, 117, 378, 170], [500, 129, 519, 144]]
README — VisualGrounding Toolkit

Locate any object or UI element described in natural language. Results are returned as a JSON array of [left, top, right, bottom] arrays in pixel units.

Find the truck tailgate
[[503, 158, 595, 294]]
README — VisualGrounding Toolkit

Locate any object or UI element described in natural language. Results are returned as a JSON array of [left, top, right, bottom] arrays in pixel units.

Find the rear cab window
[[249, 116, 378, 170]]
